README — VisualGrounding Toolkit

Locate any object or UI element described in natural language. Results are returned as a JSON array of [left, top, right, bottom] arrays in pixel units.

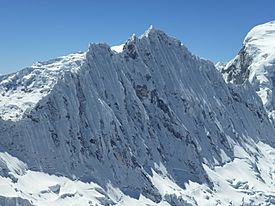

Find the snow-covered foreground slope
[[0, 26, 275, 205], [0, 141, 274, 206], [222, 21, 275, 121]]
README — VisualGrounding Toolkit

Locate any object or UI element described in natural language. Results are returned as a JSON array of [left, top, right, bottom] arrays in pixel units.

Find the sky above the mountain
[[1, 0, 275, 74]]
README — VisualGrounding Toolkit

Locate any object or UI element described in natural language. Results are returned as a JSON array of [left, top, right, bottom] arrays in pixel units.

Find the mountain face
[[222, 21, 275, 122], [0, 26, 275, 206]]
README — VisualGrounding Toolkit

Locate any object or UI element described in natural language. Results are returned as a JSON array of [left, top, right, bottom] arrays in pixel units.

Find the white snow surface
[[224, 21, 275, 121], [0, 141, 274, 206], [0, 52, 85, 120], [0, 26, 275, 205], [111, 44, 125, 53]]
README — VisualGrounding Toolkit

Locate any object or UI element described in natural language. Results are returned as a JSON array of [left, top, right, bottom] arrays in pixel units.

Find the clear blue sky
[[1, 0, 275, 74]]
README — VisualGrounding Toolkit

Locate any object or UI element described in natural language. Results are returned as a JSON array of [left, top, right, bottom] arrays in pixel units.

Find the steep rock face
[[223, 21, 275, 120], [0, 27, 275, 205]]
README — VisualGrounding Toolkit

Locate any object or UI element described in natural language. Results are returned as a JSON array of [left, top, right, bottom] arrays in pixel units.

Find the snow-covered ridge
[[223, 21, 275, 120], [32, 52, 85, 71], [244, 20, 275, 50], [0, 26, 186, 121], [0, 52, 85, 120]]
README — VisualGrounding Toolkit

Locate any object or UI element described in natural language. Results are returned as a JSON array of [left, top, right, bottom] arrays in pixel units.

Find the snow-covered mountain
[[0, 26, 274, 206], [222, 21, 275, 122]]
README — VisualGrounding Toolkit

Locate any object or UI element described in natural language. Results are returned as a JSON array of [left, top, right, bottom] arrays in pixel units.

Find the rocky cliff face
[[0, 26, 274, 205]]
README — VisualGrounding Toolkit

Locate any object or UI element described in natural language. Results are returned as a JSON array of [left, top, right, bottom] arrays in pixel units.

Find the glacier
[[0, 25, 274, 205]]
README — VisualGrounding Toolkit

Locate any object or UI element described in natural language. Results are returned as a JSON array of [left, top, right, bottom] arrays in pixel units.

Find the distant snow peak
[[32, 52, 86, 71], [143, 25, 156, 36], [141, 25, 164, 39], [244, 20, 275, 46], [0, 52, 85, 121], [223, 20, 275, 121]]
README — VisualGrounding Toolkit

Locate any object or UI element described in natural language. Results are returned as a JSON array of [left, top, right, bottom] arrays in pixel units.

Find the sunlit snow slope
[[0, 26, 274, 205], [223, 21, 275, 122]]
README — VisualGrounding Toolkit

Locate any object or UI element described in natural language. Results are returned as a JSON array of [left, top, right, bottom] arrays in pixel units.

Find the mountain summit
[[0, 26, 274, 206], [222, 21, 275, 121]]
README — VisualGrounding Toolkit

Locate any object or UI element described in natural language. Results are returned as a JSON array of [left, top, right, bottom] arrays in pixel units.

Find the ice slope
[[0, 26, 274, 205], [222, 21, 275, 121]]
